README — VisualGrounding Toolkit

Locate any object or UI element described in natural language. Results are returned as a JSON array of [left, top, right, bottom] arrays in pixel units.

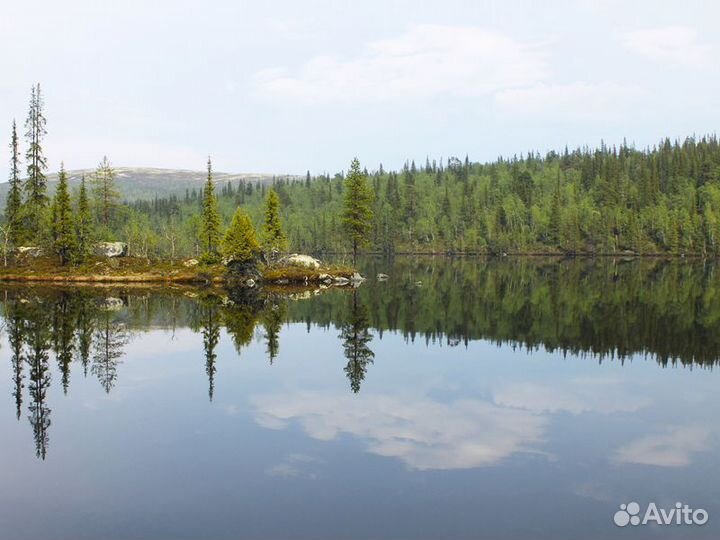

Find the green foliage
[[5, 120, 23, 245], [5, 81, 720, 259], [11, 134, 720, 259], [201, 157, 222, 259], [23, 83, 48, 240], [75, 176, 94, 261], [51, 164, 77, 265], [123, 213, 158, 258], [342, 157, 374, 260], [221, 207, 261, 264], [262, 188, 287, 253], [340, 291, 374, 393], [92, 155, 120, 231]]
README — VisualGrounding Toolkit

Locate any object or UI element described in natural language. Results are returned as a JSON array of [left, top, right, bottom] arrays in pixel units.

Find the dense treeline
[[112, 135, 720, 257], [4, 84, 720, 259]]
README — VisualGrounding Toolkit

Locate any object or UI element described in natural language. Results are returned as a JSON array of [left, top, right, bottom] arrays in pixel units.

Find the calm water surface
[[0, 257, 718, 540]]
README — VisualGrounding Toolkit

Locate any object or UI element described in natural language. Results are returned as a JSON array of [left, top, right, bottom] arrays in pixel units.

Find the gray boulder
[[94, 242, 128, 258], [376, 273, 389, 281], [14, 246, 43, 258], [277, 253, 321, 269]]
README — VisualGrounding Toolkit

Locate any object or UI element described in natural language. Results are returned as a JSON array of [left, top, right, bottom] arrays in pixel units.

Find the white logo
[[614, 502, 709, 527]]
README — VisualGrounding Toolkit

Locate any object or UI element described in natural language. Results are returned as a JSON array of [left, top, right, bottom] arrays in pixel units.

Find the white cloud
[[495, 82, 644, 121], [494, 377, 650, 414], [251, 392, 547, 470], [252, 24, 548, 104], [266, 453, 321, 479], [623, 26, 714, 69], [615, 426, 712, 467]]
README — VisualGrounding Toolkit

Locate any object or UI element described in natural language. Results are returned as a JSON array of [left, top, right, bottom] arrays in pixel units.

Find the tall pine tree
[[76, 175, 93, 260], [92, 156, 120, 231], [342, 157, 374, 262], [201, 157, 222, 261], [23, 84, 48, 239], [5, 120, 23, 245], [51, 164, 77, 265]]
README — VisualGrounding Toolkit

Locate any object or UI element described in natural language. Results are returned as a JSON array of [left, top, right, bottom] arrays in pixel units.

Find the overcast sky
[[0, 0, 718, 178]]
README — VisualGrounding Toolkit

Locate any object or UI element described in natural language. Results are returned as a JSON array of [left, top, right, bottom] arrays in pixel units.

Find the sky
[[0, 0, 719, 178]]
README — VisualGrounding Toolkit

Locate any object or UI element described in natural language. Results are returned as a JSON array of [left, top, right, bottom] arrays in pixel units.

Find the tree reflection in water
[[341, 290, 375, 393], [5, 258, 720, 459]]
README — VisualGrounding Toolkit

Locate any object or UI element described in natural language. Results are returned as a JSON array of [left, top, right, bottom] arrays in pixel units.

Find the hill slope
[[0, 167, 301, 204]]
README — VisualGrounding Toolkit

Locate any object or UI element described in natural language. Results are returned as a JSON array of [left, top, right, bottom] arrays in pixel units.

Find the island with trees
[[2, 84, 720, 287], [0, 85, 364, 286]]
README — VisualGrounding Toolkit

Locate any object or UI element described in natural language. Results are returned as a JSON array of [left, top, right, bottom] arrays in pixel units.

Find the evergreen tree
[[201, 157, 222, 261], [25, 303, 52, 460], [262, 302, 286, 364], [23, 84, 48, 239], [340, 291, 374, 393], [92, 156, 120, 230], [5, 120, 23, 245], [7, 300, 25, 420], [262, 187, 288, 255], [221, 207, 261, 264], [342, 158, 374, 262], [92, 312, 128, 393], [549, 173, 562, 245], [51, 164, 77, 264], [201, 301, 220, 401], [76, 176, 93, 260]]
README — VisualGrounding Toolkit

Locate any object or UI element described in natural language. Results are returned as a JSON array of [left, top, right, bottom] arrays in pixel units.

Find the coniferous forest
[[3, 84, 720, 261]]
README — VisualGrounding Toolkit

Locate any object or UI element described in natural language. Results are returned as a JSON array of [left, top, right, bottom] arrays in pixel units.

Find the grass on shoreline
[[0, 256, 356, 284], [262, 264, 355, 283]]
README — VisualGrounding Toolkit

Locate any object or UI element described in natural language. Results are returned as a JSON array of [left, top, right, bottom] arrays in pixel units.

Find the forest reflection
[[3, 257, 720, 459]]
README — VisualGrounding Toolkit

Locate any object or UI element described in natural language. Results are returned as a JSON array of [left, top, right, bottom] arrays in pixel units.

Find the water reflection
[[341, 290, 375, 393], [262, 301, 286, 364], [251, 392, 547, 470], [301, 257, 720, 366], [2, 257, 720, 463], [199, 301, 220, 401], [2, 260, 720, 540]]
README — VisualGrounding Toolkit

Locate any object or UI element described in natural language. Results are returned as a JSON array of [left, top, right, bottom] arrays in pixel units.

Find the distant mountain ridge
[[0, 167, 302, 204]]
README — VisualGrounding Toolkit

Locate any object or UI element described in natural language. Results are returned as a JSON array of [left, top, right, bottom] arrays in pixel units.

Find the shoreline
[[0, 259, 358, 285], [0, 252, 712, 285], [318, 251, 714, 258]]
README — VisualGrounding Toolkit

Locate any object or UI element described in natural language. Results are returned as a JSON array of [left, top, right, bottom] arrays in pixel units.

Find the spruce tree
[[221, 207, 261, 264], [23, 84, 48, 238], [342, 157, 374, 262], [201, 157, 222, 261], [92, 156, 120, 230], [262, 187, 288, 255], [52, 164, 77, 265], [341, 291, 375, 393], [76, 176, 93, 260], [5, 120, 23, 245], [549, 173, 562, 245]]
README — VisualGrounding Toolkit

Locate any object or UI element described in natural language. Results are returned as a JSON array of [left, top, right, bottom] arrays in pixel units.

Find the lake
[[1, 257, 718, 539]]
